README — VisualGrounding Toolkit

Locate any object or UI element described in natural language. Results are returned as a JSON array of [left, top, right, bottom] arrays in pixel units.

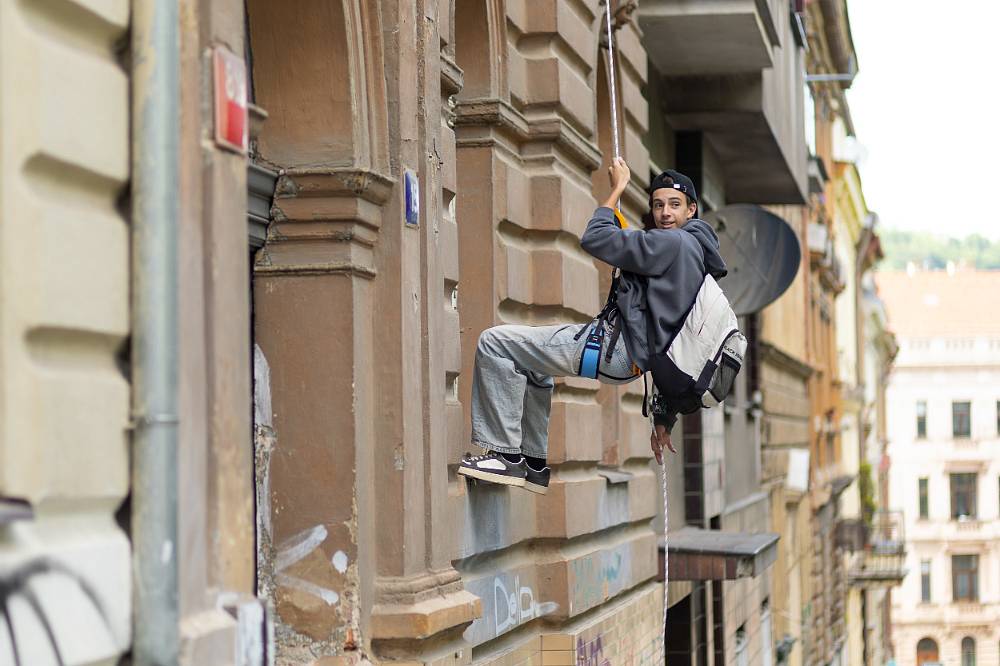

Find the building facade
[[0, 1, 893, 665], [881, 270, 1000, 666]]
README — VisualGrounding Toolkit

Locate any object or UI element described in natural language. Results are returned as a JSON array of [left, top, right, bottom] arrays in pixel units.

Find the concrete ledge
[[660, 527, 779, 580], [370, 590, 482, 640]]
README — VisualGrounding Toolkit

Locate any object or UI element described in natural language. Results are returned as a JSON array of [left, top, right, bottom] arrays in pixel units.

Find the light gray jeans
[[470, 322, 639, 458]]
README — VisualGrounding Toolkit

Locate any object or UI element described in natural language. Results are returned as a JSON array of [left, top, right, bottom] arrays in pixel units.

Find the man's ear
[[687, 203, 698, 220]]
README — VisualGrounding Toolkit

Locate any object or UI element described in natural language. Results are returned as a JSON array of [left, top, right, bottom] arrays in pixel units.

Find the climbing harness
[[574, 272, 625, 379]]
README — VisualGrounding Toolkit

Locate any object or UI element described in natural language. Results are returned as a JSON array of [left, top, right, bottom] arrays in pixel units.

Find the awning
[[658, 528, 779, 581]]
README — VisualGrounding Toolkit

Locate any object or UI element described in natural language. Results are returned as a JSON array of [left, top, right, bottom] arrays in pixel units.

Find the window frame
[[950, 473, 978, 520], [916, 399, 927, 439], [961, 636, 976, 666], [952, 554, 979, 602], [918, 477, 929, 520], [920, 559, 931, 602], [952, 400, 971, 439]]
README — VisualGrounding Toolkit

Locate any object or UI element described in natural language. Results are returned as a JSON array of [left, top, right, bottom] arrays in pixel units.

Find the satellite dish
[[703, 204, 801, 316]]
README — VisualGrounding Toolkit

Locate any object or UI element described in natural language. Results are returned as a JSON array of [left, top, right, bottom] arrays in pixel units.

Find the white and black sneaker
[[458, 451, 526, 487], [523, 462, 551, 495]]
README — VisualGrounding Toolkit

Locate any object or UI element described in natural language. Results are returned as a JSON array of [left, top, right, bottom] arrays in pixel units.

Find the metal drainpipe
[[131, 0, 180, 663]]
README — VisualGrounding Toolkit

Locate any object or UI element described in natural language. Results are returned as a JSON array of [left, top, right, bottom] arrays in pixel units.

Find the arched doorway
[[961, 637, 976, 666], [915, 637, 938, 665]]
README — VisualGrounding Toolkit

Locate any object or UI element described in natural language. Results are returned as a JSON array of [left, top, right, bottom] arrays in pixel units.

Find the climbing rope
[[662, 455, 669, 630], [601, 0, 628, 230], [601, 0, 668, 634]]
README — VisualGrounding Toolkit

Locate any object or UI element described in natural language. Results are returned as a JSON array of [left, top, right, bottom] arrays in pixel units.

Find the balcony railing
[[847, 510, 907, 587]]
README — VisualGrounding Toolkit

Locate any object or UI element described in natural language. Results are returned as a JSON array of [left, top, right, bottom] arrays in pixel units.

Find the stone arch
[[455, 0, 507, 100], [246, 0, 389, 174]]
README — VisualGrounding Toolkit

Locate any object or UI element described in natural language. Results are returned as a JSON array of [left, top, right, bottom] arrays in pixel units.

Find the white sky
[[846, 1, 1000, 240]]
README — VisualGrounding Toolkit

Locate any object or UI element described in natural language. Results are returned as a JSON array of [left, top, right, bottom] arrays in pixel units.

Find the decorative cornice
[[454, 98, 602, 172], [759, 341, 815, 380], [455, 97, 530, 140], [253, 262, 377, 280], [255, 166, 392, 279], [277, 167, 394, 205], [370, 568, 482, 641], [440, 53, 464, 97]]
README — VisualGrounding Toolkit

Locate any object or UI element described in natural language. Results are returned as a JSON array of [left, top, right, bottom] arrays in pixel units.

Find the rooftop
[[875, 269, 1000, 338]]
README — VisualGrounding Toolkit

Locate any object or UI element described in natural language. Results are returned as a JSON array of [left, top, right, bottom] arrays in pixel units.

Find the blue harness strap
[[578, 325, 604, 379], [575, 270, 622, 379]]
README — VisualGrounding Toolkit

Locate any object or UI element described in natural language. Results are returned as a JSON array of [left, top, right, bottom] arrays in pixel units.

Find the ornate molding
[[255, 167, 394, 279], [370, 568, 482, 641], [277, 167, 394, 206], [759, 341, 815, 380], [454, 97, 602, 172]]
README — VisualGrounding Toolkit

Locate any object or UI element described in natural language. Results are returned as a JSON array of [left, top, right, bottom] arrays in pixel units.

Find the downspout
[[131, 0, 180, 663]]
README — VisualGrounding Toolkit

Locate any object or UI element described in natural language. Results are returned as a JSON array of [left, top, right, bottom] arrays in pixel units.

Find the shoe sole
[[458, 466, 526, 487], [524, 480, 549, 495]]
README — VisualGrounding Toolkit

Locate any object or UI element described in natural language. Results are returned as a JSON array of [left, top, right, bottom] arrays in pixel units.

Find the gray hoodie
[[580, 206, 728, 371]]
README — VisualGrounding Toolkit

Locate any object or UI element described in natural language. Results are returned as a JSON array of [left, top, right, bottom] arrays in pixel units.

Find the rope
[[603, 0, 668, 636], [602, 0, 623, 218], [603, 0, 621, 163], [662, 455, 669, 632]]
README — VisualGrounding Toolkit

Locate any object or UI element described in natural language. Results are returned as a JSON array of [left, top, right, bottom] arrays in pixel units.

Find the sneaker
[[457, 451, 526, 487], [523, 462, 551, 495]]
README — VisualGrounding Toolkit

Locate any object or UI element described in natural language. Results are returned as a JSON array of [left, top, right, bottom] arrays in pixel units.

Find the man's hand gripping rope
[[650, 423, 676, 465]]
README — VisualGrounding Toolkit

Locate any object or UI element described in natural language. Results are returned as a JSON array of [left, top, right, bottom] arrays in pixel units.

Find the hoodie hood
[[682, 219, 728, 280]]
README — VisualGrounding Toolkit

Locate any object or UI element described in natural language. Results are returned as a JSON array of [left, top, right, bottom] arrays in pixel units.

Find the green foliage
[[879, 229, 1000, 270], [858, 461, 876, 527]]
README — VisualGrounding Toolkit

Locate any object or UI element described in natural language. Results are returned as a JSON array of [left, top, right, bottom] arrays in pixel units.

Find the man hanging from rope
[[457, 158, 728, 494]]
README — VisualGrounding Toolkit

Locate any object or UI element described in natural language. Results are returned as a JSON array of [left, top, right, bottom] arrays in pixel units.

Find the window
[[916, 400, 927, 439], [734, 626, 749, 666], [916, 637, 938, 665], [916, 637, 939, 665], [920, 560, 931, 602], [918, 478, 929, 519], [760, 601, 773, 666], [952, 401, 971, 438], [950, 473, 977, 520], [952, 555, 979, 601], [961, 637, 976, 666]]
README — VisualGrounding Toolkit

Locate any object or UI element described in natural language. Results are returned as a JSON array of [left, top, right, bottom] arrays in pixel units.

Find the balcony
[[639, 0, 808, 204], [638, 0, 782, 75], [847, 511, 907, 588]]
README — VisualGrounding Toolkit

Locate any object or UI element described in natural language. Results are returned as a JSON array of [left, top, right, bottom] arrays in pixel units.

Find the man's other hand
[[650, 423, 676, 465]]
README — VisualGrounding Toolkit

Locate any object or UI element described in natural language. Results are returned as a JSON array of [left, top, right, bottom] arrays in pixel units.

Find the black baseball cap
[[649, 169, 697, 206]]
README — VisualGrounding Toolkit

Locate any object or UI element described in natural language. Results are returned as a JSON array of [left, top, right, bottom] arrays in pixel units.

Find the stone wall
[[246, 0, 665, 661], [0, 0, 131, 663]]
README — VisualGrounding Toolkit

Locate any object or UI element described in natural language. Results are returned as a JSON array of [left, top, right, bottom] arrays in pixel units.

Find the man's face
[[650, 188, 697, 230]]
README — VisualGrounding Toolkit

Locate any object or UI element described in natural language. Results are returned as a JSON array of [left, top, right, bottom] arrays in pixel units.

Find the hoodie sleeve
[[580, 207, 682, 276]]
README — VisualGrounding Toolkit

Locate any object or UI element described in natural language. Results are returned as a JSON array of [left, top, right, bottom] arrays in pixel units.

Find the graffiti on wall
[[463, 570, 558, 645], [273, 524, 342, 606], [577, 634, 610, 666], [569, 544, 631, 613], [578, 630, 662, 666], [0, 557, 113, 666]]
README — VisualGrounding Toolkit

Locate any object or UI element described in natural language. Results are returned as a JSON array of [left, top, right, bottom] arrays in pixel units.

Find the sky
[[845, 1, 1000, 240]]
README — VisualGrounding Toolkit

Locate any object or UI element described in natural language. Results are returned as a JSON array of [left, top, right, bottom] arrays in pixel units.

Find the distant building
[[880, 270, 1000, 666]]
